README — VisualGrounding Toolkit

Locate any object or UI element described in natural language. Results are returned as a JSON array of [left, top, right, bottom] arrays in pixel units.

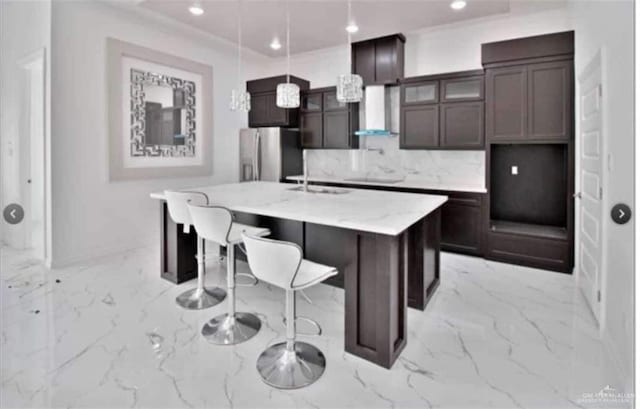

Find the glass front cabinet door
[[401, 81, 438, 105]]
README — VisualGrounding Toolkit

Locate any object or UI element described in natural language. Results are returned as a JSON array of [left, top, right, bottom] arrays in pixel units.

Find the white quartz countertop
[[150, 181, 447, 236], [286, 175, 487, 193]]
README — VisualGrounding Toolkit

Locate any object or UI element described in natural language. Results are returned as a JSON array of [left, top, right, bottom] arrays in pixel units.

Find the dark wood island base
[[159, 201, 442, 369]]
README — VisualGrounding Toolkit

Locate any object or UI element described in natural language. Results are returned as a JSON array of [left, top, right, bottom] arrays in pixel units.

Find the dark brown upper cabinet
[[301, 92, 322, 112], [481, 31, 574, 66], [400, 105, 439, 149], [246, 75, 310, 128], [486, 60, 572, 143], [401, 81, 438, 105], [323, 111, 351, 148], [440, 102, 484, 148], [352, 34, 405, 86], [249, 92, 291, 127], [299, 87, 358, 149], [353, 40, 376, 85], [300, 111, 323, 148], [482, 31, 574, 143], [400, 70, 485, 150], [323, 91, 348, 111], [266, 93, 287, 124], [527, 60, 572, 141], [441, 76, 484, 102], [485, 66, 527, 141], [248, 93, 270, 128]]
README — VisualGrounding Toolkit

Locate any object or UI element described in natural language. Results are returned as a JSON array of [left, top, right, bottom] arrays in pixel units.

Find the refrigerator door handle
[[253, 132, 260, 180]]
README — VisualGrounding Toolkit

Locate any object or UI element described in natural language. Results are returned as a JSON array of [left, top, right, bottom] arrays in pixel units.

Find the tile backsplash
[[305, 135, 486, 188]]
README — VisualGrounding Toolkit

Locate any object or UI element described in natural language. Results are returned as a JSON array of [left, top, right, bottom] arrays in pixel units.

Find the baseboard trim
[[602, 326, 633, 391]]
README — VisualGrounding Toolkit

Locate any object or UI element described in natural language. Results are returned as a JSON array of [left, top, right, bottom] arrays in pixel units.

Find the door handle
[[573, 192, 582, 199], [253, 132, 260, 180], [252, 134, 258, 181]]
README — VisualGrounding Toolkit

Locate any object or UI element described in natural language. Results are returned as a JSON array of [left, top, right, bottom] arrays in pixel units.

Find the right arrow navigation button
[[611, 203, 632, 225]]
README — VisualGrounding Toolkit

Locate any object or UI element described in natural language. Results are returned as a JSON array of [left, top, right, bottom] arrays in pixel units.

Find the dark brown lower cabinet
[[159, 201, 197, 284], [406, 210, 441, 310], [439, 192, 484, 255], [304, 223, 355, 288], [486, 227, 570, 273]]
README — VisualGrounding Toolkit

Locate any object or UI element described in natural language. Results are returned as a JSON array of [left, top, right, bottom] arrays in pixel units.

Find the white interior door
[[19, 50, 46, 260], [577, 51, 604, 324]]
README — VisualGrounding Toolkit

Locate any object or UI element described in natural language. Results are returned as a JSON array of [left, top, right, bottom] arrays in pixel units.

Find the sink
[[343, 177, 404, 184], [287, 186, 351, 195]]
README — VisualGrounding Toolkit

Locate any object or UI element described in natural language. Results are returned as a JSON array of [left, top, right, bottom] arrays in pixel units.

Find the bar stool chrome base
[[256, 341, 326, 389], [176, 287, 226, 310], [201, 313, 261, 345]]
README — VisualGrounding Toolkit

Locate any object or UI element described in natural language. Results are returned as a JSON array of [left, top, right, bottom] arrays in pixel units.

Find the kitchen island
[[151, 181, 447, 368]]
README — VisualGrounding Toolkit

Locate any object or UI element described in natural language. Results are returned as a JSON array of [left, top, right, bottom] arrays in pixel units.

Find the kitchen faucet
[[366, 147, 384, 155]]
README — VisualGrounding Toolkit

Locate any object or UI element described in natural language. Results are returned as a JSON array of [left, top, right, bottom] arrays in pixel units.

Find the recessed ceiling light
[[346, 23, 359, 33], [450, 0, 466, 10], [270, 38, 282, 50], [188, 3, 204, 16]]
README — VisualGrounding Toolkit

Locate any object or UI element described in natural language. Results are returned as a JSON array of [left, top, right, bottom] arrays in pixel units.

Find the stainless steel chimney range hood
[[355, 85, 400, 137]]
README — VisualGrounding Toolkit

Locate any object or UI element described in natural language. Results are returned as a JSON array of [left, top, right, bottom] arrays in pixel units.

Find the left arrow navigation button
[[3, 204, 24, 225]]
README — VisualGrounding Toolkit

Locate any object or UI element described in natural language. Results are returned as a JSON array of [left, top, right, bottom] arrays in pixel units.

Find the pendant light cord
[[286, 1, 291, 84], [237, 0, 242, 87], [347, 0, 352, 71]]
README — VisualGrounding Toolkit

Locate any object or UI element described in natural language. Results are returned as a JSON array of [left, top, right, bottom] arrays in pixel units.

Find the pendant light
[[276, 2, 300, 108], [336, 0, 363, 103], [230, 0, 251, 112]]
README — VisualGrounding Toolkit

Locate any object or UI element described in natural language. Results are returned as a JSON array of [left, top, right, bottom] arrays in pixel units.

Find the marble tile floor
[[0, 246, 629, 409]]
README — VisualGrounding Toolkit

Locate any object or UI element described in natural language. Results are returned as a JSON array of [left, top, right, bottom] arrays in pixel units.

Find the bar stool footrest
[[282, 316, 322, 336], [236, 272, 259, 287]]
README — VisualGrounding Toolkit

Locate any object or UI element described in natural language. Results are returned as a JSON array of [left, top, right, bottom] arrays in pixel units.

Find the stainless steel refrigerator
[[239, 128, 302, 182]]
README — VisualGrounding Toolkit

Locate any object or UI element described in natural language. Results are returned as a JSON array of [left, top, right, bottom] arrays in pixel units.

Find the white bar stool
[[188, 204, 270, 345], [164, 191, 226, 310], [242, 233, 338, 389]]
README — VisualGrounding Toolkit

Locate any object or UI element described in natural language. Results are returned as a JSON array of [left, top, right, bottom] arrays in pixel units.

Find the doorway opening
[[17, 48, 47, 262]]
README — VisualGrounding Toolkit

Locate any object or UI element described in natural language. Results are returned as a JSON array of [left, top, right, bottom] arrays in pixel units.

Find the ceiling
[[138, 0, 566, 57]]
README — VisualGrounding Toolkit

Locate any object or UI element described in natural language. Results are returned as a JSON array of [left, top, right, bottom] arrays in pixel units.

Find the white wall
[[569, 0, 635, 391], [49, 1, 263, 266], [257, 7, 571, 87], [0, 0, 51, 255]]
